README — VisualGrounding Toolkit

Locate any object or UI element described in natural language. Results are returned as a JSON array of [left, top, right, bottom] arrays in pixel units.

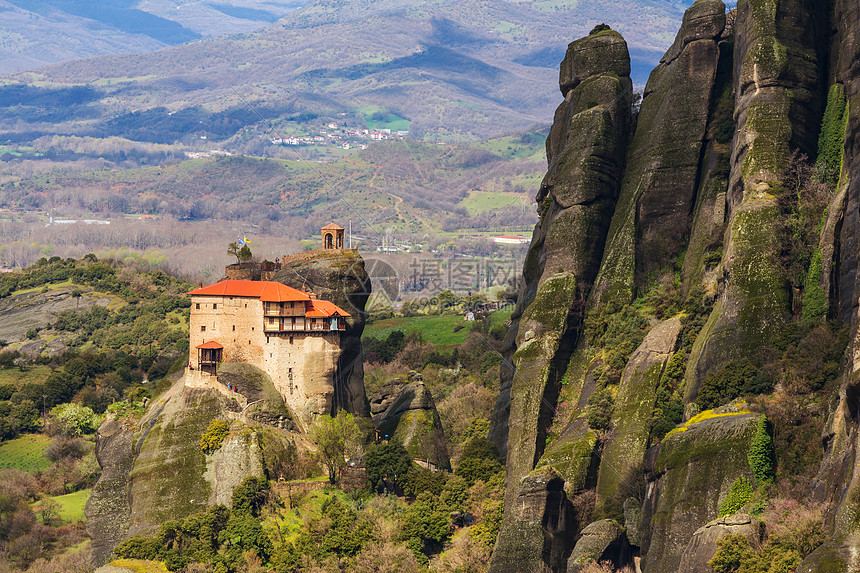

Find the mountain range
[[1, 0, 698, 142]]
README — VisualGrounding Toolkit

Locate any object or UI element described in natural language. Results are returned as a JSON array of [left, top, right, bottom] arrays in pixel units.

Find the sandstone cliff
[[86, 370, 286, 567], [272, 249, 370, 416], [490, 0, 860, 570]]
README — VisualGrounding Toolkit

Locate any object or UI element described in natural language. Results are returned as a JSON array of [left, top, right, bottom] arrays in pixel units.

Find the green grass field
[[33, 489, 91, 523], [363, 314, 471, 346], [476, 131, 546, 161], [460, 191, 525, 215], [0, 365, 53, 389], [357, 105, 411, 132], [0, 434, 52, 472]]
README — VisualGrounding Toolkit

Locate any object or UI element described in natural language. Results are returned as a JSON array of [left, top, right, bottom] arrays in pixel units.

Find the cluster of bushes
[[0, 468, 90, 570], [0, 347, 178, 441], [709, 499, 826, 573], [115, 476, 272, 571], [584, 303, 649, 388]]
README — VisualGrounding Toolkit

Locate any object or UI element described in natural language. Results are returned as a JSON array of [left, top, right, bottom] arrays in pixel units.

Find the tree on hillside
[[366, 441, 412, 493], [311, 411, 361, 485]]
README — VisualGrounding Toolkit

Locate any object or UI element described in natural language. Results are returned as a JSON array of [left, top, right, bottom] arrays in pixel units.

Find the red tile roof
[[305, 299, 351, 317], [188, 279, 310, 302], [321, 223, 344, 230], [196, 341, 224, 349]]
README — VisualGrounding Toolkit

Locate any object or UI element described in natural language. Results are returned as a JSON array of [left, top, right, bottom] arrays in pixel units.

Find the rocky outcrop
[[595, 317, 682, 512], [86, 419, 134, 568], [813, 0, 860, 535], [86, 377, 270, 566], [684, 0, 827, 402], [490, 29, 632, 458], [566, 519, 632, 572], [373, 377, 449, 469], [640, 412, 762, 573], [591, 0, 725, 304], [495, 26, 633, 517], [273, 249, 370, 416], [490, 0, 860, 569], [489, 469, 577, 573], [796, 536, 860, 572], [677, 514, 764, 573], [0, 285, 112, 349]]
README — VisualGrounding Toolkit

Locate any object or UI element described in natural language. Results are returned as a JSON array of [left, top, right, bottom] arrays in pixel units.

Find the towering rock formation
[[491, 27, 633, 524], [592, 0, 727, 303], [273, 250, 371, 416], [684, 0, 827, 403], [490, 0, 860, 570]]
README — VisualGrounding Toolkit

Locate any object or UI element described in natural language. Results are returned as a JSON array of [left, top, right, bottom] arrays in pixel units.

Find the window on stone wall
[[213, 303, 217, 310], [196, 303, 200, 309], [233, 325, 236, 331], [289, 336, 294, 344], [201, 326, 206, 332]]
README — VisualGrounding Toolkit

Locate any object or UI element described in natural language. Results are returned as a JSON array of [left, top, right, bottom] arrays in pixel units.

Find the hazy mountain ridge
[[0, 0, 312, 73], [0, 0, 698, 146]]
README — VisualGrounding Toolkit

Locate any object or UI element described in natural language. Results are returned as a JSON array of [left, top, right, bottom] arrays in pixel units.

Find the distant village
[[270, 121, 409, 150]]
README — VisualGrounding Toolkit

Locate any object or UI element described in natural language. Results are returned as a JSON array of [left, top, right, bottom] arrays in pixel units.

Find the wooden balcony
[[263, 306, 305, 317], [263, 320, 346, 333], [264, 322, 307, 332]]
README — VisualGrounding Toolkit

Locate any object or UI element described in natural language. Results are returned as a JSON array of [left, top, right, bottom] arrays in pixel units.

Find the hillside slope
[[2, 0, 696, 142]]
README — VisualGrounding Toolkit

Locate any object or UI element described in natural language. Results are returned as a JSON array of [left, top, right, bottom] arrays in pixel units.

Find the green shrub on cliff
[[200, 419, 229, 454], [718, 478, 754, 517], [748, 417, 775, 486], [586, 387, 614, 431], [584, 305, 648, 387], [709, 501, 825, 573], [801, 248, 827, 323], [698, 360, 770, 410], [817, 84, 849, 187]]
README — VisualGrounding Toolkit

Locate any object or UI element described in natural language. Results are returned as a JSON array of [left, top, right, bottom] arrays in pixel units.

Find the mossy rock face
[[86, 377, 271, 565], [86, 419, 135, 568], [729, 0, 825, 206], [559, 30, 630, 96], [505, 273, 580, 513], [216, 362, 289, 415], [640, 412, 761, 572], [684, 198, 787, 404], [491, 30, 632, 465], [596, 318, 682, 515], [661, 0, 727, 65], [537, 427, 598, 493], [489, 468, 576, 573], [795, 537, 852, 573], [567, 519, 632, 572], [590, 0, 725, 301], [375, 382, 449, 468], [126, 386, 221, 536], [130, 381, 265, 534]]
